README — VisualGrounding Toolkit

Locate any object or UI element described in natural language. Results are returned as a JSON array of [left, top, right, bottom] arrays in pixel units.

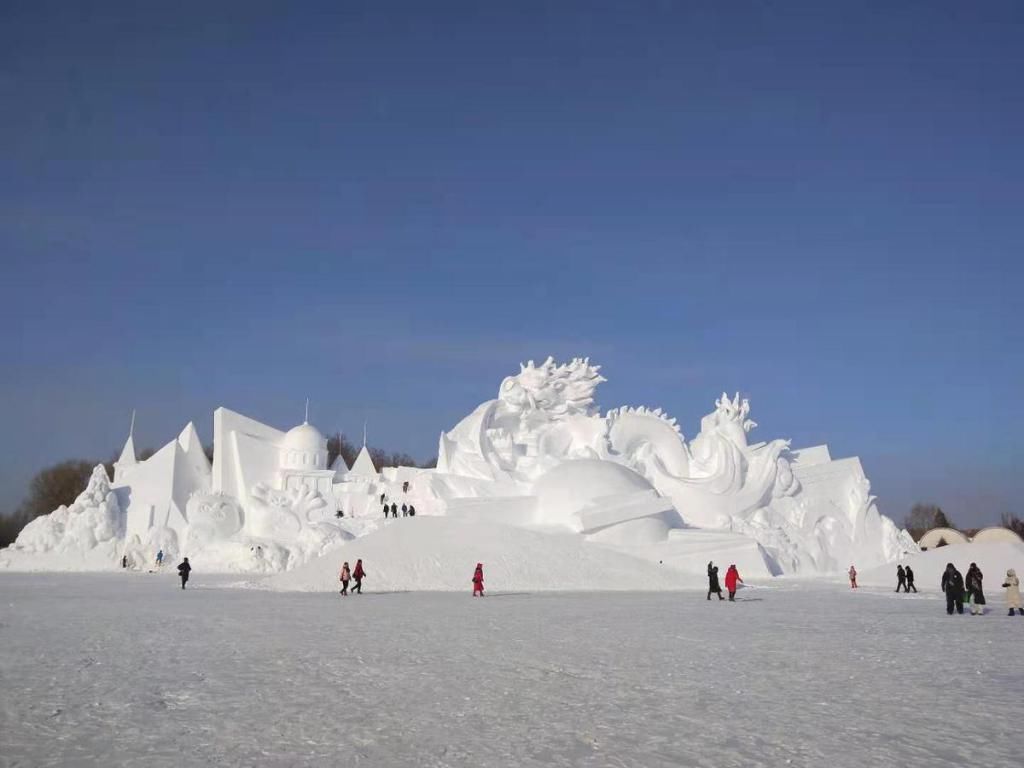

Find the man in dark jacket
[[905, 565, 917, 593], [177, 557, 192, 590], [941, 563, 964, 614], [707, 562, 724, 601], [896, 564, 907, 593]]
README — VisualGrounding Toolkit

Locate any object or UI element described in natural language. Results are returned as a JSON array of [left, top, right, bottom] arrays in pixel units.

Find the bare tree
[[903, 503, 954, 542]]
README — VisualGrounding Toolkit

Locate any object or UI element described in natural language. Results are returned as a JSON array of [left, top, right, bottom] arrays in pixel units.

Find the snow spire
[[114, 410, 138, 483], [304, 398, 309, 424], [362, 419, 367, 448]]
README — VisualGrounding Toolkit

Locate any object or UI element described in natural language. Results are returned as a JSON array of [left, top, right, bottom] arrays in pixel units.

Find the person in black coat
[[390, 502, 398, 519], [707, 562, 724, 601], [965, 563, 986, 615], [905, 565, 917, 593], [895, 564, 907, 593], [941, 563, 964, 615], [177, 557, 192, 590]]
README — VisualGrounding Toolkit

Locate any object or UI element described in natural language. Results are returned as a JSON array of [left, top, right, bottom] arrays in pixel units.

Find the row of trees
[[0, 435, 436, 548]]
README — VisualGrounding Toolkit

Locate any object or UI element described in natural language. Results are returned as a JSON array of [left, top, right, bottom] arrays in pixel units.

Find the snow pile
[[8, 465, 123, 558], [858, 540, 1024, 591], [268, 516, 695, 592]]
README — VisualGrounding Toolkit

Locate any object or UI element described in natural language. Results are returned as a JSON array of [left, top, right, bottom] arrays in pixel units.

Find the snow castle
[[1, 358, 917, 579]]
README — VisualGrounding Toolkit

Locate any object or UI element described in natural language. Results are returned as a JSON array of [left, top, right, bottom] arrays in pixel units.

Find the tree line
[[0, 435, 436, 548]]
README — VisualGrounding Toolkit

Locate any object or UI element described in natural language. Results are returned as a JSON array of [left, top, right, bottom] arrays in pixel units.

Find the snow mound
[[8, 465, 123, 557], [268, 516, 697, 592], [858, 540, 1024, 590]]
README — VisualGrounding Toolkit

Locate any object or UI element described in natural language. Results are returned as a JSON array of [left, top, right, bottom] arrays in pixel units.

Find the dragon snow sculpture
[[435, 357, 915, 572]]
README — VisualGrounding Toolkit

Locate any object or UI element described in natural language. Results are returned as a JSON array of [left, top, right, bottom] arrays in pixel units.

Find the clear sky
[[1, 1, 1021, 527]]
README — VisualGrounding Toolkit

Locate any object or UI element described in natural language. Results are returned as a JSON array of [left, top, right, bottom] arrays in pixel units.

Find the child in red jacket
[[472, 563, 485, 597]]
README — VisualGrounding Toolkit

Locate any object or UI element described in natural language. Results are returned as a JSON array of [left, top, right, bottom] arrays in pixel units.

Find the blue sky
[[1, 1, 1021, 526]]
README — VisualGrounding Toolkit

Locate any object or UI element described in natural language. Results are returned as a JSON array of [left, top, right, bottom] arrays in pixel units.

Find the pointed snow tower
[[113, 410, 138, 484]]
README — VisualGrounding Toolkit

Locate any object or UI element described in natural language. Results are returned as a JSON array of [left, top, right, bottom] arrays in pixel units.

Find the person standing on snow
[[472, 563, 485, 596], [156, 549, 164, 568], [896, 564, 907, 593], [1001, 569, 1022, 616], [402, 503, 408, 517], [177, 557, 191, 590], [941, 563, 965, 615], [905, 565, 917, 593], [707, 562, 724, 601], [724, 564, 742, 601], [848, 565, 858, 589], [339, 561, 351, 596], [352, 559, 365, 594], [965, 563, 986, 615], [390, 503, 398, 519]]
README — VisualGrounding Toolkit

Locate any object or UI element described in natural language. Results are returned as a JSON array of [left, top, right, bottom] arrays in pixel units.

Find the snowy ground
[[1, 574, 1021, 768]]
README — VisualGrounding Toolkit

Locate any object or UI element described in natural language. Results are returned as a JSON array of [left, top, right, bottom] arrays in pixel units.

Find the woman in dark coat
[[707, 562, 724, 601], [966, 563, 986, 615], [177, 557, 191, 590]]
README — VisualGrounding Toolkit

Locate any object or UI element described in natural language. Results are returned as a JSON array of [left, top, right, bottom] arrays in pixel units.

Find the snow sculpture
[[12, 465, 124, 555], [1, 357, 916, 578], [434, 360, 915, 574]]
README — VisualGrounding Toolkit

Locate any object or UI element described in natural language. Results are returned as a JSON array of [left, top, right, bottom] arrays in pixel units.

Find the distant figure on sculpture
[[941, 563, 965, 615], [391, 503, 398, 519], [156, 549, 164, 567], [707, 562, 723, 601], [352, 559, 365, 594], [402, 481, 409, 493], [724, 564, 742, 601], [848, 565, 858, 589], [1001, 569, 1022, 616], [905, 565, 917, 593], [339, 561, 351, 596], [177, 558, 191, 590], [383, 504, 389, 520], [965, 563, 986, 615], [402, 503, 408, 517], [896, 565, 907, 593], [121, 554, 128, 569], [380, 493, 386, 504], [472, 563, 485, 597]]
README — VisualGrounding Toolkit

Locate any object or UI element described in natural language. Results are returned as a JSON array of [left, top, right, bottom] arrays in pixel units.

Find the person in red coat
[[352, 559, 365, 594], [472, 563, 485, 597], [724, 564, 743, 601]]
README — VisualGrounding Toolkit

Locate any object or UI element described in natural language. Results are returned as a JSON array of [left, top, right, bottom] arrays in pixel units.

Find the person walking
[[402, 503, 408, 517], [707, 562, 724, 601], [390, 502, 398, 519], [941, 562, 965, 615], [156, 549, 164, 568], [1000, 569, 1022, 616], [339, 561, 351, 596], [380, 492, 386, 504], [383, 504, 389, 519], [472, 563, 485, 597], [352, 559, 365, 594], [724, 564, 743, 601], [905, 565, 918, 593], [896, 565, 907, 593], [848, 565, 858, 589], [177, 557, 191, 590], [965, 563, 986, 615], [409, 505, 416, 517], [121, 554, 128, 569]]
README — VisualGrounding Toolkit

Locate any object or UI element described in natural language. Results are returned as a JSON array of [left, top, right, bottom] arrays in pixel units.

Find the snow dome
[[281, 422, 327, 470], [533, 460, 658, 529]]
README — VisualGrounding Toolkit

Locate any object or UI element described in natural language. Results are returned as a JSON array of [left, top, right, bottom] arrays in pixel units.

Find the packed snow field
[[1, 574, 1021, 768]]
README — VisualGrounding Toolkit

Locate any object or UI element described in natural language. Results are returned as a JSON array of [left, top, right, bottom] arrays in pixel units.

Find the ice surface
[[1, 573, 1021, 768]]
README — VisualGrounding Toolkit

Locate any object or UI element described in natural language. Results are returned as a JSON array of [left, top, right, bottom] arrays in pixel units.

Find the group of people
[[941, 562, 1022, 616], [848, 561, 1022, 616], [381, 502, 416, 519], [337, 559, 366, 595], [336, 559, 485, 596], [706, 562, 743, 601]]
